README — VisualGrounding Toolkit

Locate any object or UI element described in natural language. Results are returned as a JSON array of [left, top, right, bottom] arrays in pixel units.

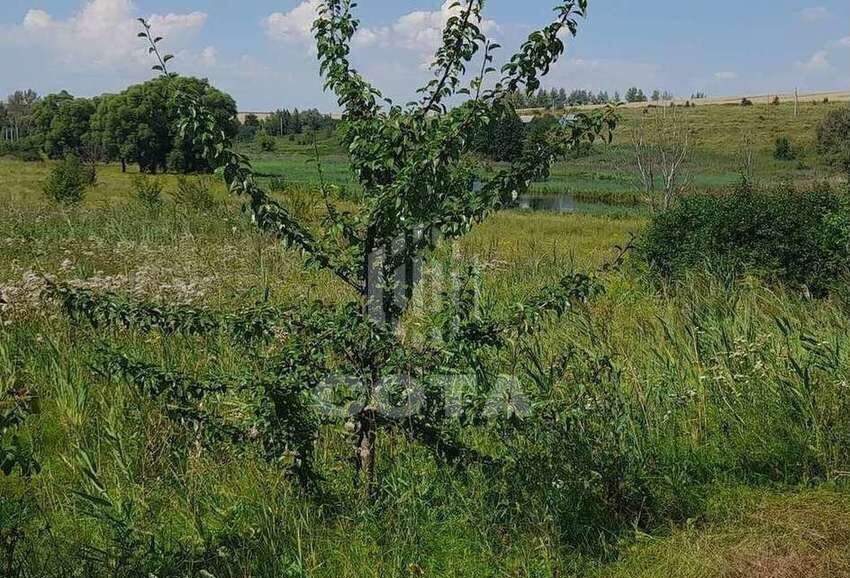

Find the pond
[[514, 193, 648, 218], [515, 193, 577, 213]]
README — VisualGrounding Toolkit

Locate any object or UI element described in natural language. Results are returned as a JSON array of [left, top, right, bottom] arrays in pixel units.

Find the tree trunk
[[355, 405, 377, 498]]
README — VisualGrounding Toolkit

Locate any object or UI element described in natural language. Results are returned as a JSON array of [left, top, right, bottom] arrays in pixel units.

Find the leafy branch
[[137, 18, 174, 76]]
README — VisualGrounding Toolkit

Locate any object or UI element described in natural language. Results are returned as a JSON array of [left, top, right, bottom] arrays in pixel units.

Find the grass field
[[2, 100, 850, 577]]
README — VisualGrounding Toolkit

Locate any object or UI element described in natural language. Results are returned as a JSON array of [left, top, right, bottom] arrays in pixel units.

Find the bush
[[817, 106, 850, 175], [0, 137, 43, 162], [256, 131, 277, 153], [638, 182, 850, 294], [773, 136, 795, 161], [269, 176, 287, 193], [174, 176, 216, 210], [740, 98, 753, 106], [43, 154, 91, 205], [131, 174, 163, 208]]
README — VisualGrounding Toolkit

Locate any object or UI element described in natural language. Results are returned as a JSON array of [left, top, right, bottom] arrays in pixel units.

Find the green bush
[[269, 176, 287, 193], [174, 176, 216, 210], [131, 174, 163, 208], [817, 106, 850, 176], [43, 154, 92, 205], [773, 136, 795, 161], [256, 130, 277, 153], [638, 182, 850, 294]]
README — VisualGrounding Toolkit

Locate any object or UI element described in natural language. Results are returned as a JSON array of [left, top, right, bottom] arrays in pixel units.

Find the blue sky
[[1, 0, 847, 110]]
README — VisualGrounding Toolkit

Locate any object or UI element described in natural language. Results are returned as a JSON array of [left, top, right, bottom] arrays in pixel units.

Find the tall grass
[[2, 162, 850, 576]]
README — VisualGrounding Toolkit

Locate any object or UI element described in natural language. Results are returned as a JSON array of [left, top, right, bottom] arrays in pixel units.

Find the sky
[[0, 0, 848, 111]]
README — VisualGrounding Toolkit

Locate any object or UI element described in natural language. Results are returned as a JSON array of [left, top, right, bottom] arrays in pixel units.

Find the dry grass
[[601, 488, 850, 578]]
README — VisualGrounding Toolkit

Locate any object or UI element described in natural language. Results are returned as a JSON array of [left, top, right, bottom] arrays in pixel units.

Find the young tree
[[81, 1, 616, 496], [630, 107, 690, 210], [817, 106, 850, 177]]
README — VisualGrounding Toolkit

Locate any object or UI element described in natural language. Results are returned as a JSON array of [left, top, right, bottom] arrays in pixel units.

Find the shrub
[[817, 106, 850, 176], [131, 174, 163, 208], [256, 130, 276, 153], [269, 176, 287, 193], [0, 137, 43, 162], [174, 176, 216, 210], [773, 136, 795, 161], [638, 182, 850, 294], [771, 96, 780, 105], [43, 154, 91, 205], [740, 97, 753, 106]]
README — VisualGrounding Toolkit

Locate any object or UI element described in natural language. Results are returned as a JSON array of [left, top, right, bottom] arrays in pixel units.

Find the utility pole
[[794, 88, 799, 118]]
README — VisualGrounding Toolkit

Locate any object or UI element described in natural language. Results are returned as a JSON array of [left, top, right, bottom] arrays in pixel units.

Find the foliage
[[29, 91, 96, 159], [88, 76, 237, 174], [638, 181, 850, 294], [773, 136, 795, 161], [269, 176, 288, 193], [256, 130, 277, 153], [816, 105, 850, 176], [259, 108, 339, 137], [174, 176, 216, 210], [0, 342, 40, 477], [741, 98, 753, 106], [130, 174, 164, 208], [472, 105, 527, 161], [43, 154, 93, 205], [512, 87, 612, 108], [625, 87, 648, 103]]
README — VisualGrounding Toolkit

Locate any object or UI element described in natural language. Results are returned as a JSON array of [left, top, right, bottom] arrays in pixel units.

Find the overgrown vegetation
[[43, 153, 94, 204], [639, 181, 850, 294], [131, 174, 164, 208], [817, 105, 850, 176], [773, 135, 796, 161]]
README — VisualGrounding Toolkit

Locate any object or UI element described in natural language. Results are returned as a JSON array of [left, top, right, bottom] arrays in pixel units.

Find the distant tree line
[[0, 77, 237, 173], [237, 109, 338, 142], [512, 87, 676, 108]]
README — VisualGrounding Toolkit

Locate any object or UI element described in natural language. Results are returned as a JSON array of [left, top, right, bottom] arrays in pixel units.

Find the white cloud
[[800, 6, 829, 22], [714, 71, 738, 80], [798, 50, 831, 71], [22, 9, 53, 29], [7, 0, 207, 71], [148, 12, 208, 36], [838, 37, 850, 48], [200, 46, 218, 67], [362, 1, 499, 57], [266, 1, 498, 61], [264, 0, 321, 43]]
